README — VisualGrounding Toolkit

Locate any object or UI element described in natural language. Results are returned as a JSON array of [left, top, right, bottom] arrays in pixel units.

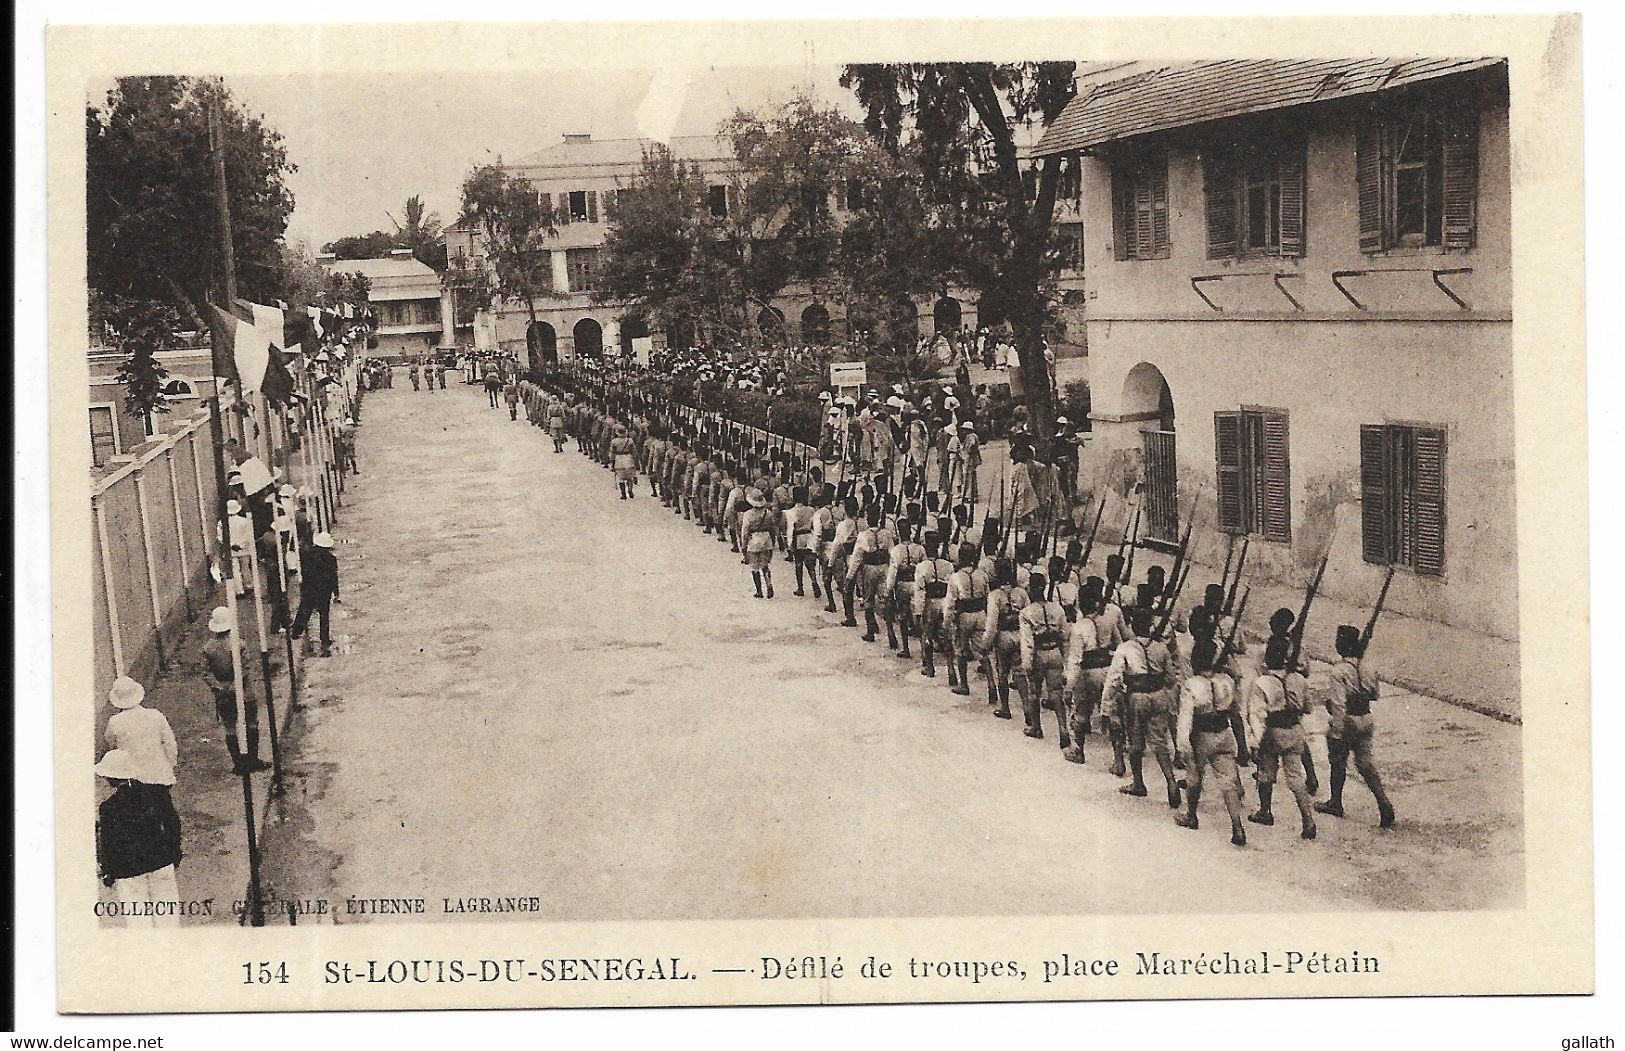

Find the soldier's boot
[[763, 569, 774, 599], [793, 561, 806, 596], [921, 644, 935, 678], [1119, 755, 1148, 796], [841, 584, 857, 627], [1062, 741, 1086, 764], [886, 619, 899, 651], [1315, 757, 1348, 817], [986, 677, 1003, 713], [951, 656, 971, 695], [808, 562, 822, 599], [995, 678, 1014, 720], [862, 610, 879, 642], [896, 620, 911, 659], [1302, 745, 1320, 796], [1174, 787, 1200, 830], [752, 571, 764, 599], [825, 571, 839, 613], [1155, 754, 1181, 808], [1020, 679, 1043, 738], [1248, 784, 1275, 825], [1108, 728, 1127, 778], [1361, 762, 1396, 828]]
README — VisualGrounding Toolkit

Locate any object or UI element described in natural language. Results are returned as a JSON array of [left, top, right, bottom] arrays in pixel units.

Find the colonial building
[[447, 132, 1004, 369], [1034, 57, 1512, 639], [324, 250, 451, 360], [89, 334, 216, 469]]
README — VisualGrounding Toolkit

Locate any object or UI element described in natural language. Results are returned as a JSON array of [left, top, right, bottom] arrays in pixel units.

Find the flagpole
[[206, 79, 265, 928]]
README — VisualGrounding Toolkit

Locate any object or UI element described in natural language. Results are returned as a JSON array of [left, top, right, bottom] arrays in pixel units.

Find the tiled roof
[[323, 255, 438, 281], [511, 133, 732, 169], [1034, 57, 1505, 156]]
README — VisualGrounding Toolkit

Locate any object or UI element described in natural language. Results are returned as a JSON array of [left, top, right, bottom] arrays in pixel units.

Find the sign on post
[[829, 361, 866, 396]]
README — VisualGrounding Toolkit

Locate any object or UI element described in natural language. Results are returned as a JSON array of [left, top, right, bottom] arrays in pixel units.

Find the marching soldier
[[883, 518, 927, 658], [785, 486, 820, 598], [1061, 578, 1111, 765], [1316, 625, 1397, 828], [610, 424, 638, 500], [1174, 636, 1248, 846], [982, 558, 1029, 721], [851, 502, 898, 644], [547, 397, 567, 453], [739, 487, 780, 598], [1018, 571, 1068, 742], [1246, 632, 1319, 840], [912, 530, 956, 683], [946, 533, 991, 698], [1113, 606, 1182, 807]]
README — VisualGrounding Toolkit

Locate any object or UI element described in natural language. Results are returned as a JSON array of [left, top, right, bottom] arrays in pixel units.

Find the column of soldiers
[[510, 368, 1399, 849]]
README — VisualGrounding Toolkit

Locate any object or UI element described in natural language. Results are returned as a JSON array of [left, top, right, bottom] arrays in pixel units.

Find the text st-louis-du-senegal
[[316, 951, 1382, 987]]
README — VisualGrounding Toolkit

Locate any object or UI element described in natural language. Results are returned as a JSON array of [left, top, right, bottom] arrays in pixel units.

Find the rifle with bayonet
[[1360, 563, 1398, 651], [1221, 586, 1253, 763], [1078, 495, 1108, 573], [1223, 535, 1250, 615], [1287, 539, 1334, 672]]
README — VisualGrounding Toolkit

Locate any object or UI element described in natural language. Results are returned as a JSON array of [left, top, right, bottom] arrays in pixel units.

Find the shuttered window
[[1203, 137, 1305, 259], [586, 190, 599, 223], [708, 185, 729, 219], [89, 405, 118, 468], [1356, 98, 1478, 253], [556, 192, 571, 224], [1214, 408, 1291, 541], [1360, 423, 1446, 575], [1204, 147, 1238, 259], [1112, 149, 1170, 261]]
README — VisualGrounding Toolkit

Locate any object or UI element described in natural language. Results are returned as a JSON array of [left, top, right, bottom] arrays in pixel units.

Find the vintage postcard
[[47, 13, 1589, 1013]]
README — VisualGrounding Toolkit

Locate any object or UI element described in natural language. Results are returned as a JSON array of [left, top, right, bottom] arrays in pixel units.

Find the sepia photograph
[[41, 12, 1590, 1015]]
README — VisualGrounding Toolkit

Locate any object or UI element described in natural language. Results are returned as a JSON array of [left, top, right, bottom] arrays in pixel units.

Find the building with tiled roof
[[1030, 57, 1512, 640]]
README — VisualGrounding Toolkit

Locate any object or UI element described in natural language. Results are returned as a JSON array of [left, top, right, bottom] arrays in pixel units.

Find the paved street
[[259, 379, 1524, 922]]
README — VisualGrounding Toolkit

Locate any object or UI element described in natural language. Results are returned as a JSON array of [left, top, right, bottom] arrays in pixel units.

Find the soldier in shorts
[[851, 504, 898, 644], [1316, 625, 1397, 828], [1018, 571, 1069, 744], [1113, 606, 1182, 808], [912, 531, 957, 683], [981, 559, 1029, 722], [1246, 634, 1319, 840], [884, 518, 927, 657], [1061, 578, 1111, 765], [1175, 637, 1247, 846]]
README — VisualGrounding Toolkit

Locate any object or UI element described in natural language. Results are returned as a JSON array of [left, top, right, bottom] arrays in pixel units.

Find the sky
[[222, 65, 857, 250]]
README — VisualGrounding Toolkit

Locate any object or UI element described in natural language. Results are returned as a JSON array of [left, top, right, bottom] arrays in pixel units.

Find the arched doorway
[[933, 296, 962, 337], [756, 306, 786, 347], [1123, 362, 1179, 541], [619, 316, 649, 359], [886, 297, 919, 350], [666, 317, 695, 351], [527, 320, 557, 370], [573, 317, 604, 358], [800, 303, 830, 345]]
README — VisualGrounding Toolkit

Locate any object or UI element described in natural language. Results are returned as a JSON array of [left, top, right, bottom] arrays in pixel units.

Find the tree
[[94, 292, 186, 433], [595, 144, 735, 345], [324, 230, 398, 261], [459, 162, 557, 359], [86, 75, 297, 327], [836, 139, 946, 353], [393, 194, 444, 270], [840, 62, 1077, 439], [723, 96, 867, 305]]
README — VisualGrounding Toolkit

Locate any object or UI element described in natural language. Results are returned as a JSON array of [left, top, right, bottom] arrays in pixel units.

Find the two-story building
[[448, 132, 1001, 370], [1034, 57, 1512, 640], [324, 250, 451, 361]]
